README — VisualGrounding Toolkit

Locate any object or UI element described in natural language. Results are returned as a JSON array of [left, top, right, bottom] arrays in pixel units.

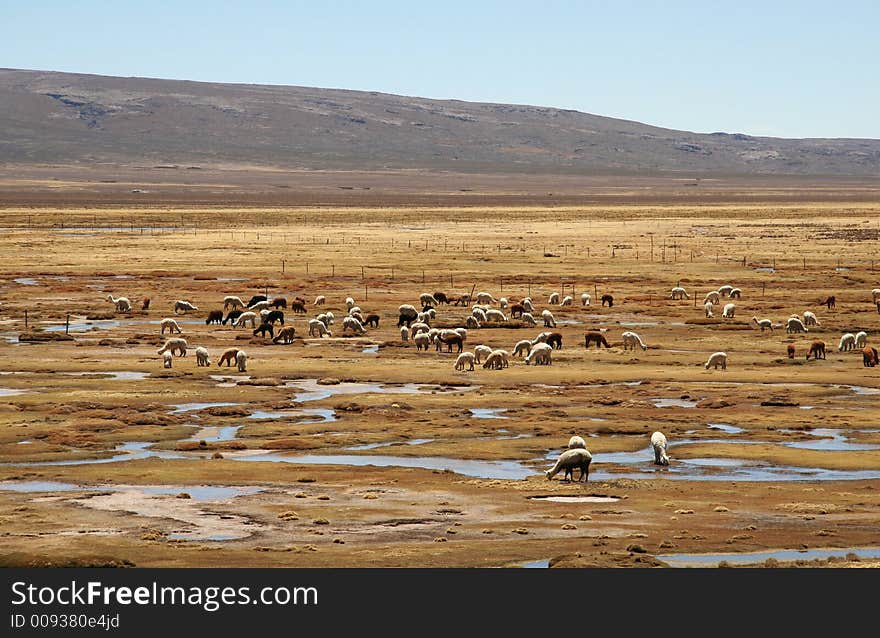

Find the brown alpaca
[[290, 301, 307, 314], [217, 348, 240, 367], [270, 298, 287, 309], [601, 294, 614, 307], [806, 341, 826, 360], [787, 343, 796, 359], [823, 295, 836, 309], [253, 323, 274, 339], [205, 310, 224, 325], [863, 346, 879, 367], [439, 334, 464, 353], [584, 331, 610, 348], [142, 297, 151, 311], [509, 304, 525, 318], [272, 326, 297, 344], [365, 314, 380, 328]]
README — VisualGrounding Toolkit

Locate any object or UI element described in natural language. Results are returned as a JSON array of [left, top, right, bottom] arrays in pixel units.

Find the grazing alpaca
[[704, 301, 714, 318], [437, 333, 464, 353], [160, 318, 182, 335], [651, 431, 670, 466], [473, 345, 493, 364], [855, 331, 868, 348], [568, 435, 587, 450], [346, 297, 356, 310], [863, 346, 880, 367], [253, 323, 274, 339], [173, 300, 199, 314], [141, 297, 151, 311], [342, 316, 366, 335], [717, 285, 734, 297], [704, 291, 721, 305], [223, 296, 245, 311], [872, 289, 880, 303], [419, 293, 438, 308], [399, 326, 410, 342], [546, 448, 592, 482], [222, 309, 243, 326], [363, 314, 379, 328], [584, 331, 610, 348], [581, 293, 591, 306], [290, 301, 307, 314], [786, 317, 808, 333], [509, 304, 525, 318], [485, 309, 507, 322], [317, 312, 334, 327], [823, 295, 836, 309], [721, 303, 736, 319], [273, 326, 297, 344], [548, 292, 560, 305], [729, 288, 742, 299], [601, 294, 614, 307], [263, 310, 284, 325], [235, 350, 247, 372], [520, 312, 537, 326], [752, 317, 773, 332], [803, 311, 820, 327], [433, 292, 450, 305], [413, 332, 431, 351], [107, 294, 132, 312], [314, 295, 326, 306], [525, 342, 552, 365], [545, 332, 563, 350], [521, 298, 535, 312], [541, 309, 557, 328], [560, 295, 573, 307], [670, 286, 689, 300], [454, 352, 475, 371], [482, 351, 507, 370], [705, 351, 727, 370], [513, 339, 532, 358], [621, 331, 647, 351], [233, 311, 258, 329], [248, 300, 270, 313], [787, 343, 796, 359], [472, 308, 488, 324], [397, 304, 419, 327], [205, 310, 224, 325], [475, 292, 496, 305], [217, 348, 240, 367], [270, 298, 287, 309], [157, 338, 187, 357], [806, 340, 826, 360], [308, 319, 331, 337], [838, 333, 856, 352], [195, 346, 210, 366], [247, 295, 267, 308], [163, 351, 173, 369]]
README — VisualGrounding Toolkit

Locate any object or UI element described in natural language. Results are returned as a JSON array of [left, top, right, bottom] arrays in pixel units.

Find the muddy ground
[[1, 186, 879, 567]]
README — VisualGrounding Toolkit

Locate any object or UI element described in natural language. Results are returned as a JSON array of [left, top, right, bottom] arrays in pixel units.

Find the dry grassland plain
[[1, 173, 879, 568]]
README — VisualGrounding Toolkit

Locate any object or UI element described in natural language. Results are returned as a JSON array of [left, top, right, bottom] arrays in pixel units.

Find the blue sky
[[3, 1, 878, 138]]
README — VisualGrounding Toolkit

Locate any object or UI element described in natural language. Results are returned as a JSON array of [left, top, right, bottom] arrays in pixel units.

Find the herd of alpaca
[[98, 282, 880, 378]]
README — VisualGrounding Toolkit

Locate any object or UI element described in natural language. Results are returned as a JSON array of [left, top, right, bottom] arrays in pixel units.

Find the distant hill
[[1, 68, 879, 175]]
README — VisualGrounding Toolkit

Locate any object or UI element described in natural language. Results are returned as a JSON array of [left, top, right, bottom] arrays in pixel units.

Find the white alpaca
[[513, 339, 532, 357], [729, 287, 742, 299], [499, 297, 509, 309], [346, 297, 355, 310], [342, 316, 366, 335], [475, 292, 496, 305], [752, 317, 773, 332], [235, 350, 247, 372], [651, 431, 670, 466], [855, 331, 868, 348], [721, 303, 736, 319], [160, 318, 182, 335], [568, 435, 587, 450], [838, 333, 856, 351], [417, 311, 432, 325], [705, 351, 727, 370], [454, 328, 468, 341], [531, 331, 551, 346], [621, 331, 647, 351], [308, 319, 331, 337], [223, 296, 245, 311], [454, 352, 475, 371], [803, 311, 820, 327], [670, 286, 689, 300], [157, 338, 187, 357], [473, 345, 493, 364], [400, 326, 410, 341], [785, 317, 808, 334], [485, 309, 507, 322], [465, 316, 481, 329], [872, 289, 880, 303], [520, 312, 537, 326], [548, 292, 560, 305], [704, 301, 714, 318], [521, 298, 534, 312], [717, 285, 734, 297], [472, 308, 488, 323], [234, 311, 258, 329], [492, 349, 510, 368], [410, 322, 430, 335], [248, 300, 270, 313], [704, 291, 721, 305], [107, 294, 132, 312], [173, 300, 199, 314], [163, 351, 173, 368], [560, 295, 573, 307], [195, 346, 210, 367], [349, 306, 362, 316], [541, 309, 557, 327], [581, 293, 591, 306], [414, 332, 431, 351], [545, 448, 592, 482], [317, 312, 334, 326], [525, 342, 552, 365], [419, 293, 438, 308], [314, 295, 326, 306]]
